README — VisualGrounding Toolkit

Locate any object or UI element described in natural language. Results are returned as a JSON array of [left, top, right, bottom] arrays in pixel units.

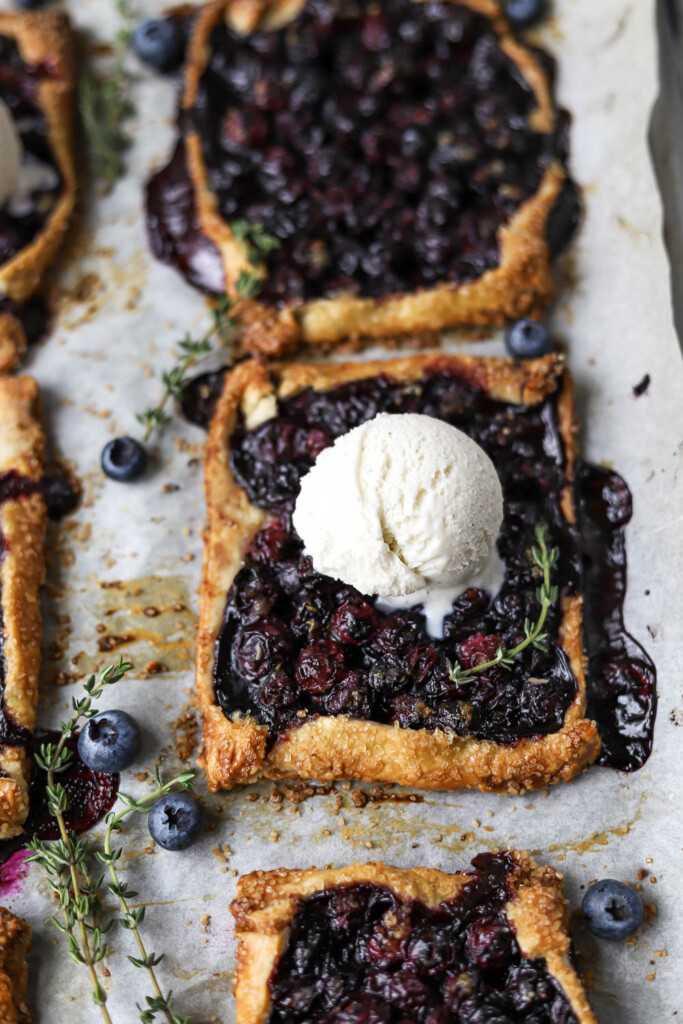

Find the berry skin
[[505, 319, 553, 359], [14, 0, 47, 8], [131, 18, 185, 73], [459, 633, 505, 670], [101, 437, 147, 482], [148, 792, 204, 851], [77, 710, 141, 774], [504, 0, 549, 28], [581, 879, 644, 939]]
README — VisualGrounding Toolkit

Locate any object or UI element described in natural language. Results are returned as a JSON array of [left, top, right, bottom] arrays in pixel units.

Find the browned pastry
[[196, 353, 601, 793], [0, 11, 76, 371], [230, 851, 598, 1024], [0, 376, 47, 839], [0, 907, 31, 1024], [177, 0, 576, 357]]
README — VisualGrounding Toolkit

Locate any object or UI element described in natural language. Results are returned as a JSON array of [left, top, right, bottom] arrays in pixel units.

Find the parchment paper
[[0, 1, 681, 1021]]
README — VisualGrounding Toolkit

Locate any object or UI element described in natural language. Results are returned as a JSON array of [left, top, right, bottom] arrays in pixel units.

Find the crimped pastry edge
[[196, 353, 601, 794], [0, 907, 31, 1024], [230, 851, 598, 1024], [0, 376, 47, 839], [180, 0, 569, 357]]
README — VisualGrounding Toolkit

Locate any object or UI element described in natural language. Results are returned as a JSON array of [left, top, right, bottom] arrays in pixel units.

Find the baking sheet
[[1, 0, 682, 1021]]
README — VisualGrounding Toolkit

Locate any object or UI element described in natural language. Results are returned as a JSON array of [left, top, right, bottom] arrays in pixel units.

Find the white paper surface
[[1, 1, 682, 1021]]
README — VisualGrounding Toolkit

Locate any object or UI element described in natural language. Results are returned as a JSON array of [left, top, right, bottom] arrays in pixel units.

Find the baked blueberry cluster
[[268, 852, 578, 1023], [0, 34, 61, 264], [190, 0, 567, 305], [215, 367, 580, 745]]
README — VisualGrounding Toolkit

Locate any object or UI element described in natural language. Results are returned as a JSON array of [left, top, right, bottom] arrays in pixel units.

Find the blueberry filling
[[267, 852, 578, 1024], [0, 35, 63, 265], [216, 368, 579, 747], [212, 366, 656, 770], [148, 0, 577, 300]]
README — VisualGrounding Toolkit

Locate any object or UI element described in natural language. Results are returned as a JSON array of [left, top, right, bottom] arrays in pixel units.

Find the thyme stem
[[99, 769, 195, 1024], [26, 659, 132, 1018], [136, 273, 260, 441], [447, 523, 559, 682]]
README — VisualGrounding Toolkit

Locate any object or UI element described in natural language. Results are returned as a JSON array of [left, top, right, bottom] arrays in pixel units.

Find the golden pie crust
[[0, 376, 47, 839], [230, 851, 598, 1024], [0, 908, 31, 1024], [196, 353, 601, 794], [0, 11, 77, 371], [181, 0, 571, 357]]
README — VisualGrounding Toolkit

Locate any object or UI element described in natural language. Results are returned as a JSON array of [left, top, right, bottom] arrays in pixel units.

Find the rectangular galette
[[0, 376, 46, 839], [149, 0, 579, 355], [0, 906, 31, 1024], [0, 11, 76, 371], [196, 353, 601, 793], [231, 851, 597, 1024]]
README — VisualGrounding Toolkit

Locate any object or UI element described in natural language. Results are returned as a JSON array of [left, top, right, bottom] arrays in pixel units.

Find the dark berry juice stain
[[40, 462, 81, 521], [146, 137, 225, 295], [216, 368, 656, 768], [179, 367, 227, 428], [0, 35, 63, 263], [218, 367, 580, 748], [148, 0, 577, 300], [0, 293, 50, 347], [0, 732, 118, 868], [0, 464, 79, 520], [574, 462, 656, 772], [266, 852, 578, 1024]]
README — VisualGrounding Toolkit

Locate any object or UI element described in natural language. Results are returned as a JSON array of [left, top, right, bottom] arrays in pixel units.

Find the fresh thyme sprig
[[447, 523, 560, 684], [26, 658, 133, 1021], [136, 271, 260, 440], [79, 0, 136, 193], [230, 220, 281, 265], [97, 764, 195, 1024], [26, 659, 196, 1023]]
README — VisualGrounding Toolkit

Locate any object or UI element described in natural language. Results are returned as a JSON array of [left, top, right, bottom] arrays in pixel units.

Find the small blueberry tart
[[230, 852, 598, 1024], [147, 0, 581, 356]]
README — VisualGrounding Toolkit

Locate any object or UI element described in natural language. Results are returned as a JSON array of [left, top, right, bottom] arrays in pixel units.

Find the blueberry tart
[[195, 353, 606, 793], [0, 376, 46, 838], [148, 0, 580, 356], [0, 11, 76, 371], [0, 907, 31, 1024], [230, 851, 597, 1023]]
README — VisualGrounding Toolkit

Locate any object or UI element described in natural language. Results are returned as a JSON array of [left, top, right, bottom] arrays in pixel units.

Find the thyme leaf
[[447, 523, 560, 683], [79, 0, 136, 194]]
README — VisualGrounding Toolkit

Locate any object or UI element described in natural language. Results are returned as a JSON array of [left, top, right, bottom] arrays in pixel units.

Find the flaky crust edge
[[0, 376, 47, 839], [0, 907, 31, 1024], [0, 11, 77, 370], [229, 852, 598, 1024], [181, 0, 567, 357], [196, 353, 601, 794]]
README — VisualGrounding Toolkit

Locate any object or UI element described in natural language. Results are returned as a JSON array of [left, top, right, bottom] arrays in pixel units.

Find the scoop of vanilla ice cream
[[0, 99, 22, 208], [292, 412, 504, 597]]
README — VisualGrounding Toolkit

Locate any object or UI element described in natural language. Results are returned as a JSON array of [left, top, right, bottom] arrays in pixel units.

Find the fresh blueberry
[[581, 879, 644, 939], [101, 437, 147, 482], [505, 319, 553, 358], [148, 792, 204, 851], [14, 0, 48, 8], [504, 0, 549, 27], [131, 18, 185, 73], [77, 710, 141, 774]]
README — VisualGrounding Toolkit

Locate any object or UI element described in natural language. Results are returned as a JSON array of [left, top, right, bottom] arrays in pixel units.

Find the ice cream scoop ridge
[[292, 412, 504, 599]]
